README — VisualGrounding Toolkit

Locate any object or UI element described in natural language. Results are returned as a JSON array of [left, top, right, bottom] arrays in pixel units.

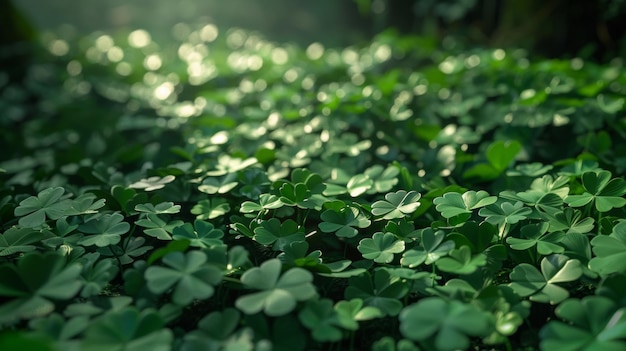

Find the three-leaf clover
[[0, 252, 83, 324], [371, 190, 421, 220], [319, 206, 371, 238], [506, 222, 565, 255], [399, 297, 494, 351], [172, 220, 224, 248], [78, 213, 130, 247], [401, 229, 455, 268], [14, 187, 71, 228], [344, 269, 409, 316], [82, 307, 173, 351], [540, 296, 626, 351], [191, 198, 231, 220], [508, 254, 583, 304], [144, 251, 223, 306], [129, 175, 176, 191], [0, 227, 51, 256], [358, 232, 405, 264], [589, 220, 626, 276], [565, 170, 626, 212], [435, 246, 487, 274], [235, 259, 317, 316], [433, 190, 497, 219], [253, 218, 305, 251]]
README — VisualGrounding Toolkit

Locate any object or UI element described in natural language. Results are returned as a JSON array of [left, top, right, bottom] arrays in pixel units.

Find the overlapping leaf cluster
[[2, 21, 626, 351]]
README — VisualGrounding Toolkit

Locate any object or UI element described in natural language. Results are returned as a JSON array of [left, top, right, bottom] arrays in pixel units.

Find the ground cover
[[1, 23, 626, 350]]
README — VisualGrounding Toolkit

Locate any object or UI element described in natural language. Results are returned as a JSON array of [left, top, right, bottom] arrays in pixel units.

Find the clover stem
[[221, 276, 242, 284], [504, 337, 513, 351], [499, 222, 508, 242]]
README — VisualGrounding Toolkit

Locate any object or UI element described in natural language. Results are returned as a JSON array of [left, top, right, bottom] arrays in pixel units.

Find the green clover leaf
[[235, 258, 317, 316], [298, 299, 343, 342], [14, 187, 71, 228], [565, 170, 626, 212], [135, 202, 181, 215], [82, 307, 173, 351], [542, 207, 595, 235], [433, 190, 497, 219], [358, 232, 405, 264], [371, 190, 421, 220], [0, 252, 83, 325], [319, 206, 371, 238], [401, 229, 454, 267], [506, 222, 565, 256], [435, 245, 487, 274], [399, 297, 494, 351], [191, 198, 231, 220], [334, 298, 382, 330], [198, 173, 239, 194], [589, 220, 626, 276], [135, 213, 184, 240], [540, 296, 626, 351], [0, 227, 51, 256], [172, 220, 224, 248], [508, 254, 583, 304], [344, 269, 409, 316], [145, 251, 223, 306], [253, 218, 305, 251], [78, 213, 130, 247], [129, 175, 175, 191]]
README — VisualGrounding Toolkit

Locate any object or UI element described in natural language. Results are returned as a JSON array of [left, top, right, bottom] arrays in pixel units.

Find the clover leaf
[[433, 190, 497, 219], [0, 252, 83, 325], [298, 299, 343, 342], [135, 213, 184, 240], [198, 173, 239, 194], [195, 308, 241, 340], [191, 198, 231, 220], [589, 220, 626, 276], [239, 194, 283, 214], [464, 140, 521, 180], [358, 232, 405, 264], [540, 296, 626, 351], [128, 175, 175, 191], [14, 187, 71, 228], [401, 229, 454, 268], [399, 297, 494, 351], [135, 202, 181, 215], [334, 298, 382, 330], [435, 245, 487, 274], [508, 254, 583, 304], [565, 170, 626, 212], [346, 173, 373, 197], [78, 253, 119, 298], [344, 269, 409, 316], [253, 218, 305, 251], [371, 190, 421, 220], [235, 259, 317, 316], [542, 207, 594, 235], [0, 227, 51, 256], [372, 337, 420, 351], [82, 307, 173, 351], [364, 164, 399, 194], [64, 193, 106, 216], [319, 206, 371, 238], [78, 213, 130, 247], [144, 251, 223, 306], [506, 222, 565, 256], [277, 241, 324, 270], [479, 201, 532, 238], [171, 220, 224, 248]]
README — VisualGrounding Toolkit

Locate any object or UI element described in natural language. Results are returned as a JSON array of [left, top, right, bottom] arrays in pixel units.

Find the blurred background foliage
[[3, 0, 626, 61]]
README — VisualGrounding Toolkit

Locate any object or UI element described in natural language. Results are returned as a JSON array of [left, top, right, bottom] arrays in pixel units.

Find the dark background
[[4, 0, 626, 59]]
